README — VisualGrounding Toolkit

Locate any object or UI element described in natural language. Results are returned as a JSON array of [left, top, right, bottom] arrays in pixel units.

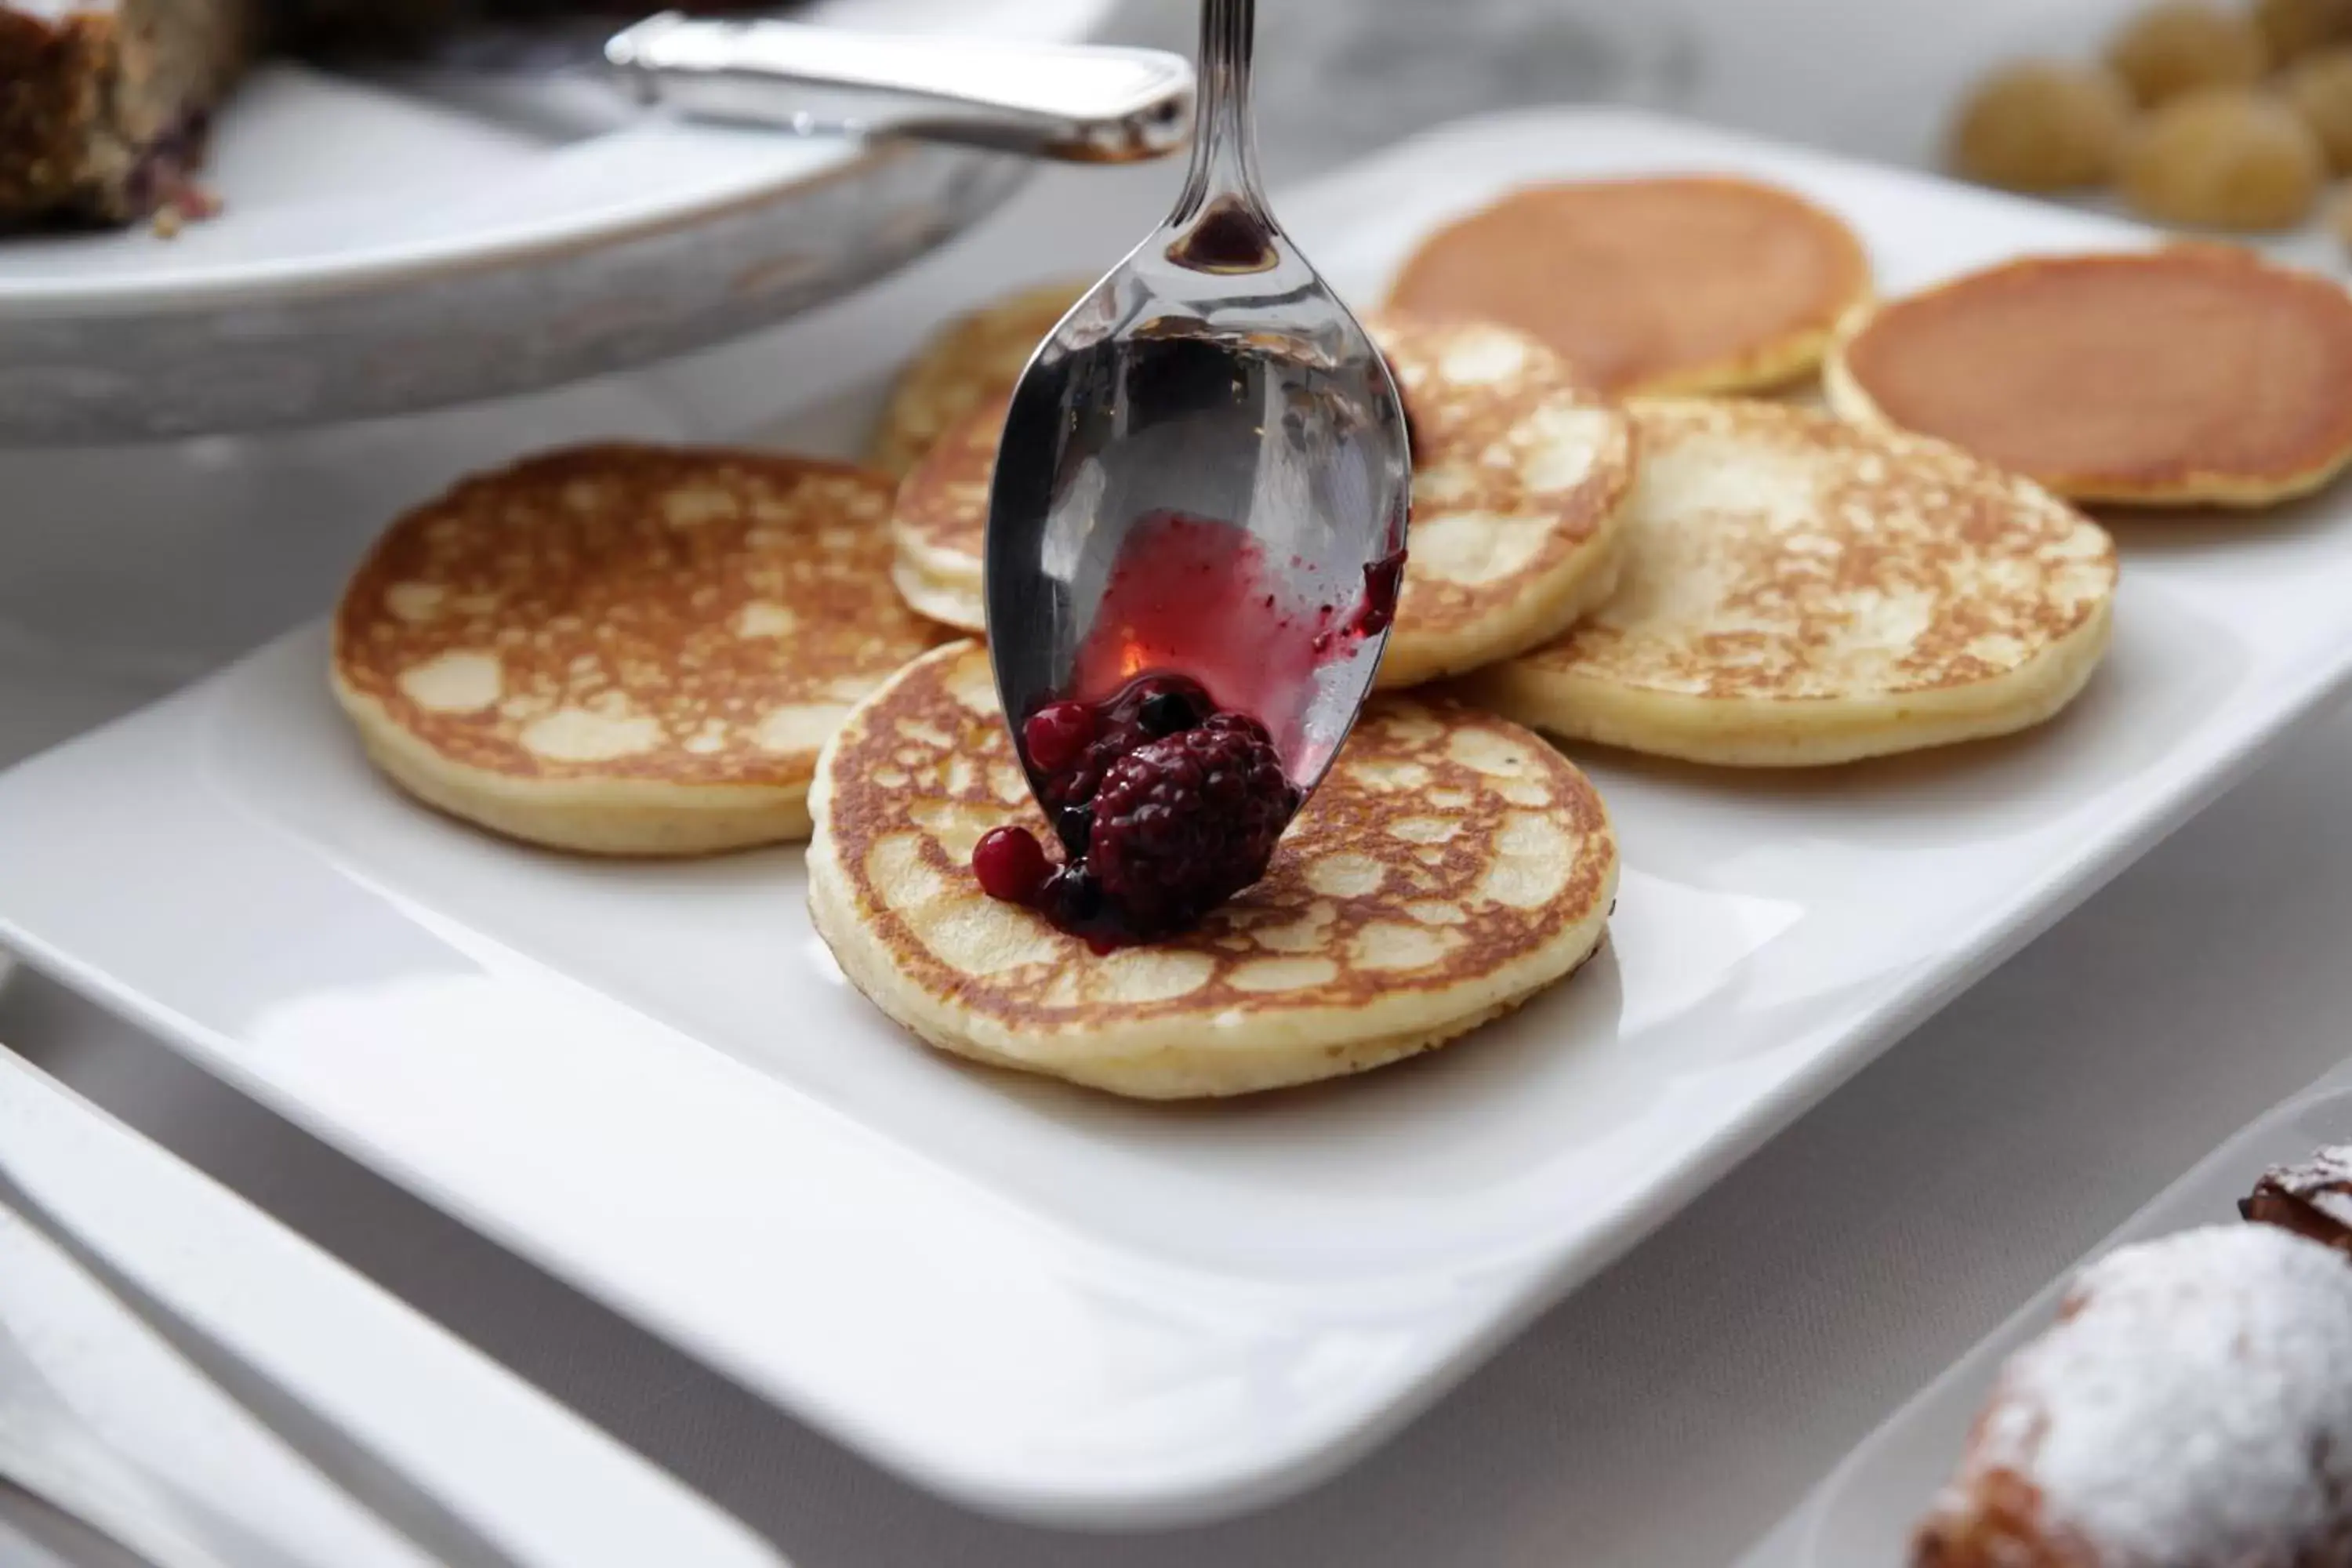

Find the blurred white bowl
[[0, 0, 1118, 444]]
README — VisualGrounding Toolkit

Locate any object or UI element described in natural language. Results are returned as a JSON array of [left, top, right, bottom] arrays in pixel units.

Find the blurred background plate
[[0, 0, 1117, 445]]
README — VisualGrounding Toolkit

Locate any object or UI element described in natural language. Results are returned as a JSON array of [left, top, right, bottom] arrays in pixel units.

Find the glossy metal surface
[[606, 14, 1193, 163], [982, 0, 1410, 793]]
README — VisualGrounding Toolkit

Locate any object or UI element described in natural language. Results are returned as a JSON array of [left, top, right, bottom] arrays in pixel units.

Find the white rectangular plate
[[6, 108, 2352, 1529], [1734, 1062, 2352, 1567]]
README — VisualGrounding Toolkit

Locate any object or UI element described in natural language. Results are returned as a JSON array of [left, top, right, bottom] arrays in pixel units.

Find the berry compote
[[969, 506, 1401, 949], [973, 673, 1301, 951]]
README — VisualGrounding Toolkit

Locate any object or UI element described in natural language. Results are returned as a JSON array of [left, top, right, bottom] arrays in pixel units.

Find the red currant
[[1022, 701, 1098, 775], [971, 826, 1052, 905]]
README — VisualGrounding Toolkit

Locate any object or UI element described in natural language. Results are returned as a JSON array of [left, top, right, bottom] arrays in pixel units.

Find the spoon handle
[[1177, 0, 1265, 209], [606, 13, 1195, 164], [1200, 0, 1256, 109]]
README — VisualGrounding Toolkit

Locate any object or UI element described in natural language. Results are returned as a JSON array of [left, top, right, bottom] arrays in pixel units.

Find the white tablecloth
[[9, 1, 2341, 1561]]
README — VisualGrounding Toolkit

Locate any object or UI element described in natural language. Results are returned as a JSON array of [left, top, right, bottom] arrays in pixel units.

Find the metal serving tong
[[387, 9, 1195, 162]]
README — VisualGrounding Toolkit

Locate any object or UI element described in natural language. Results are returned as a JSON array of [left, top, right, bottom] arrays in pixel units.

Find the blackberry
[[1034, 673, 1215, 820], [1087, 712, 1298, 935], [1045, 864, 1104, 925], [1138, 687, 1203, 737]]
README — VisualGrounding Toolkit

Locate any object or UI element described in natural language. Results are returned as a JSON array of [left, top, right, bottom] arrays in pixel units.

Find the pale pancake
[[887, 388, 1003, 633], [1370, 313, 1636, 684], [888, 314, 1639, 686], [867, 280, 1087, 479], [1827, 249, 2352, 506], [1466, 400, 2118, 768], [808, 642, 1618, 1100], [1384, 176, 1874, 396], [332, 445, 948, 855]]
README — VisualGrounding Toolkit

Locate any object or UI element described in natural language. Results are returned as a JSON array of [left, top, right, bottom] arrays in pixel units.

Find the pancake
[[867, 280, 1087, 479], [1465, 399, 2118, 768], [808, 641, 1618, 1099], [1826, 249, 2352, 506], [888, 314, 1639, 686], [887, 388, 1004, 633], [1383, 176, 1873, 396], [1370, 314, 1637, 684], [332, 444, 947, 855]]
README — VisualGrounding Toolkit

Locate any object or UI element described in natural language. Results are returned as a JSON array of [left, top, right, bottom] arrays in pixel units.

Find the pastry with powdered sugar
[[2242, 1144, 2352, 1256], [1913, 1224, 2352, 1567]]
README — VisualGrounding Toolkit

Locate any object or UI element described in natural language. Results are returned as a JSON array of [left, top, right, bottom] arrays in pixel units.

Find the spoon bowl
[[982, 0, 1412, 800]]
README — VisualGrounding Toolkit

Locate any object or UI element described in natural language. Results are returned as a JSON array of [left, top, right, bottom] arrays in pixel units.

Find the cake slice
[[1, 1, 262, 226], [2, 1, 771, 227], [1914, 1225, 2352, 1567], [2242, 1143, 2352, 1256]]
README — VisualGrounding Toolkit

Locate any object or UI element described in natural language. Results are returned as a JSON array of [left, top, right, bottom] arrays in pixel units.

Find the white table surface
[[10, 1, 2350, 1563]]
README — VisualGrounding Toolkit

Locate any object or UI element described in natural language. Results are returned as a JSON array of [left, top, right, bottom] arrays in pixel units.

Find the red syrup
[[1069, 511, 1403, 761], [970, 512, 1403, 949], [1315, 550, 1406, 652]]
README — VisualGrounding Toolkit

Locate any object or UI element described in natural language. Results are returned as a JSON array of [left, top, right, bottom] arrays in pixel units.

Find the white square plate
[[1733, 1062, 2352, 1567], [6, 109, 2352, 1529]]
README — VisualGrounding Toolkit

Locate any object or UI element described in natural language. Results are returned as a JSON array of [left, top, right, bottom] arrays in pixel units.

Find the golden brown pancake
[[332, 445, 948, 855], [889, 314, 1639, 686], [1468, 399, 2118, 767], [808, 641, 1618, 1099], [867, 280, 1087, 479], [1370, 312, 1636, 683], [1384, 176, 1873, 396], [1826, 249, 2352, 506], [887, 389, 1007, 634]]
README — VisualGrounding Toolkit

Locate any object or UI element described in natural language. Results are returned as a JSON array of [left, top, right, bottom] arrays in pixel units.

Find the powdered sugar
[[1962, 1225, 2352, 1564], [2255, 1145, 2352, 1230]]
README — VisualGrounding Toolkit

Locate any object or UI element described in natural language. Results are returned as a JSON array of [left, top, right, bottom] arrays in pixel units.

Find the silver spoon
[[982, 0, 1413, 802]]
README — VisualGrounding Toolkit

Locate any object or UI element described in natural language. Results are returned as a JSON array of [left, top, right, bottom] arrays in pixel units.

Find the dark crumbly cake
[[2242, 1143, 2352, 1256], [2, 1, 261, 225], [0, 1, 752, 227]]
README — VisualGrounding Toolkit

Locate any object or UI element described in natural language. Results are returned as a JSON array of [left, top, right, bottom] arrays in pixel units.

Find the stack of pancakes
[[332, 170, 2352, 1102]]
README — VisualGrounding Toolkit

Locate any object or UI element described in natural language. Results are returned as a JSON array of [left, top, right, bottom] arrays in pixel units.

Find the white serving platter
[[5, 107, 2352, 1529], [0, 0, 1115, 443], [1733, 1060, 2352, 1568]]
